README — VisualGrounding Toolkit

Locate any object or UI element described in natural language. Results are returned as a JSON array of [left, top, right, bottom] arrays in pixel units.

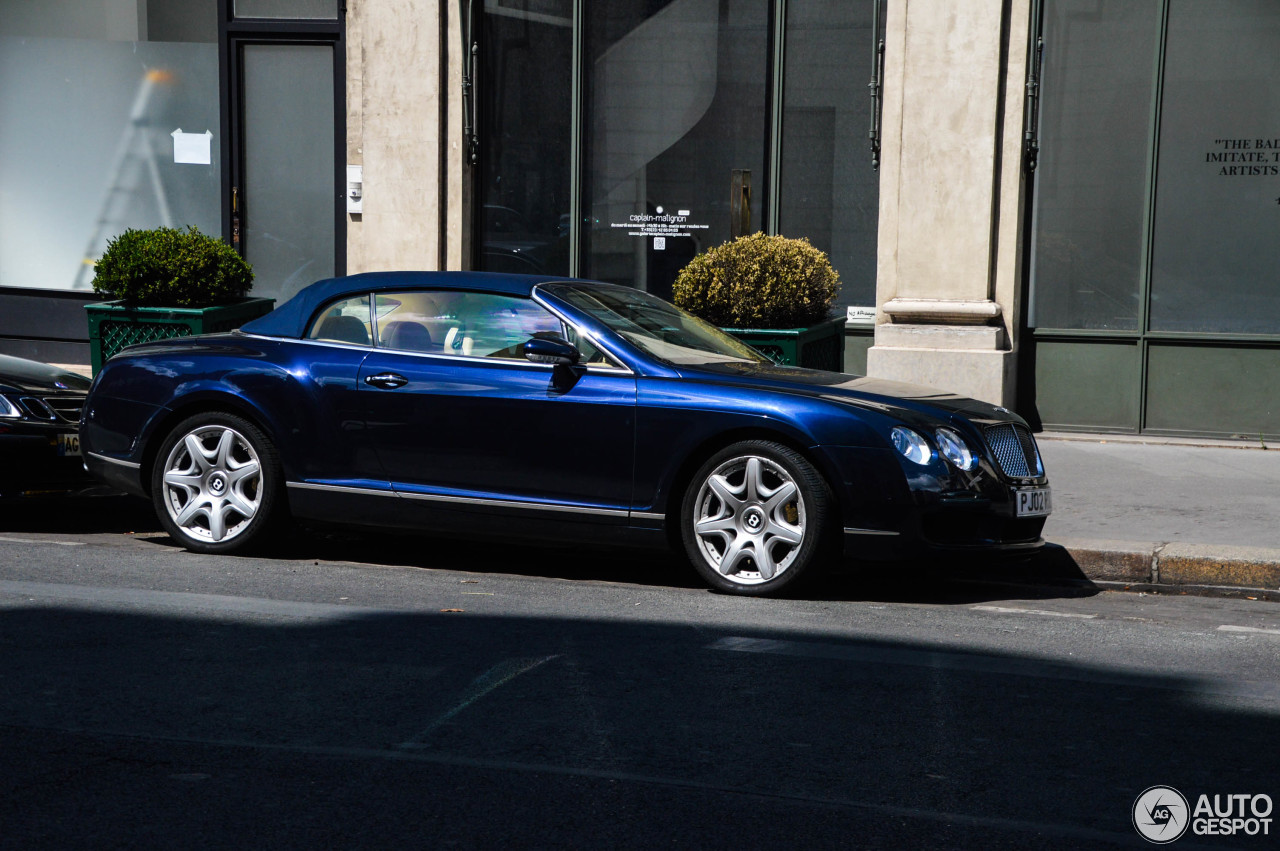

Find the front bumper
[[843, 510, 1047, 560], [824, 445, 1051, 560], [0, 430, 95, 497]]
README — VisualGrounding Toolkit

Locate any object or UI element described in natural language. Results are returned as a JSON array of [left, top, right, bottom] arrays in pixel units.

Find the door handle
[[365, 372, 408, 389]]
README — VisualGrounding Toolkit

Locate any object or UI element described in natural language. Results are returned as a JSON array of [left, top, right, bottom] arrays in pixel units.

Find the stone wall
[[868, 0, 1032, 406], [345, 0, 468, 274]]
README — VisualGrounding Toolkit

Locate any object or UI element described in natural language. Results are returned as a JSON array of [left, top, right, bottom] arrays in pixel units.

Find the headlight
[[935, 427, 979, 471], [891, 426, 932, 465], [0, 395, 20, 418]]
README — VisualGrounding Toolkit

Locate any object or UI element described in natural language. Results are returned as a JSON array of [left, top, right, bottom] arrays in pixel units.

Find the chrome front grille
[[983, 423, 1044, 479], [19, 395, 85, 424], [44, 396, 85, 423]]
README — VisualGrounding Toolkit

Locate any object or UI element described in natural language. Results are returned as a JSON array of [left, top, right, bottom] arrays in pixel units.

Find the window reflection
[[780, 0, 880, 311], [476, 0, 572, 277], [1030, 0, 1160, 331], [1148, 0, 1280, 334], [0, 1, 220, 292], [583, 0, 767, 300]]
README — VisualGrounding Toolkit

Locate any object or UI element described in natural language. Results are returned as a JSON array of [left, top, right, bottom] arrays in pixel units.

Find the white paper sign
[[846, 305, 876, 325], [171, 128, 212, 165]]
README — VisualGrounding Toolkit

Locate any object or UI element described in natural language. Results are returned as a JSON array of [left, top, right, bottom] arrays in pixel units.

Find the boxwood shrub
[[92, 226, 254, 308], [673, 233, 840, 329]]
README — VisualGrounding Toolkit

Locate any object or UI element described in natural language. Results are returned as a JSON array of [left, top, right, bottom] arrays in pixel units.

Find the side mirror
[[523, 334, 581, 367]]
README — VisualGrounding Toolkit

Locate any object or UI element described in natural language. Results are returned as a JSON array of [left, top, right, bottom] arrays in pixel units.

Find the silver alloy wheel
[[160, 424, 263, 544], [691, 454, 806, 585]]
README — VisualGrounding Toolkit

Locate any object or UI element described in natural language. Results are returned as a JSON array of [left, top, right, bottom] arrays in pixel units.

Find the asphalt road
[[2, 497, 1279, 849]]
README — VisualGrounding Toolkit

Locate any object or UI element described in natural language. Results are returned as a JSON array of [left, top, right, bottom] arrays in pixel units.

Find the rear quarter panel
[[83, 336, 374, 491]]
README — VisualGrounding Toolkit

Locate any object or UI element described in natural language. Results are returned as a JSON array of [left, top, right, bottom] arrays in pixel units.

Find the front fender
[[634, 377, 888, 517]]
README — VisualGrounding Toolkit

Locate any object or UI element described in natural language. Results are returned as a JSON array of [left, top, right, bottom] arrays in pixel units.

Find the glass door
[[238, 42, 338, 302], [224, 2, 344, 306]]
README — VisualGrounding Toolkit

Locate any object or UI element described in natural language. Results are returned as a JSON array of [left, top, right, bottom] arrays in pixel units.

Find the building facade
[[1, 0, 1276, 439]]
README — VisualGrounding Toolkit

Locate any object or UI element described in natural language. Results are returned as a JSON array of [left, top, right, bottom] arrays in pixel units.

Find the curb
[[1037, 431, 1272, 451], [1033, 538, 1280, 601]]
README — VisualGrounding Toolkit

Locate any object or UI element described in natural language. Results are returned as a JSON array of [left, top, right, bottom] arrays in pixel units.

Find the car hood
[[0, 355, 91, 394], [676, 361, 1019, 423]]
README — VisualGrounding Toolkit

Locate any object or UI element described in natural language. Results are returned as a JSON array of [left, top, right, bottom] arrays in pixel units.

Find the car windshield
[[544, 284, 769, 366]]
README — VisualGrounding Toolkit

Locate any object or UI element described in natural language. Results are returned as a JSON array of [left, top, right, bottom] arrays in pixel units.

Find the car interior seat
[[315, 314, 370, 346], [381, 320, 433, 352]]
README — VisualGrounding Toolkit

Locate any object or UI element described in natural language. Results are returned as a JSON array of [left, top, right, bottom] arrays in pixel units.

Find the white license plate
[[57, 432, 81, 457], [1014, 487, 1051, 517]]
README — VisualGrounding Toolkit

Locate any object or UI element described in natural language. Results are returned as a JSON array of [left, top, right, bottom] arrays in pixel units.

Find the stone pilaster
[[867, 0, 1031, 407], [346, 0, 469, 273]]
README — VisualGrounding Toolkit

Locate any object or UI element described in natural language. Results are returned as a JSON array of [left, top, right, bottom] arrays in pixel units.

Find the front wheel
[[680, 440, 834, 596], [150, 412, 283, 554]]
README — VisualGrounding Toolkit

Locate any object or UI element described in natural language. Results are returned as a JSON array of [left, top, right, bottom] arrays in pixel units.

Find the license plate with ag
[[57, 432, 81, 457]]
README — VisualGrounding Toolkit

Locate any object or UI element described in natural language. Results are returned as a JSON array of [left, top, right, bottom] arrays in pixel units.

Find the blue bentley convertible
[[81, 272, 1050, 595]]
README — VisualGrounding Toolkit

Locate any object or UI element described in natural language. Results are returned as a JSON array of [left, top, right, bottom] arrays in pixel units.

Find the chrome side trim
[[398, 488, 630, 518], [87, 452, 141, 470], [843, 527, 900, 537], [286, 480, 629, 518], [287, 481, 398, 497], [239, 333, 372, 354], [630, 511, 666, 521]]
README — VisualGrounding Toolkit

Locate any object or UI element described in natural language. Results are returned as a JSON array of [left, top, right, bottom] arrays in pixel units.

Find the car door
[[356, 289, 637, 524], [280, 291, 403, 525]]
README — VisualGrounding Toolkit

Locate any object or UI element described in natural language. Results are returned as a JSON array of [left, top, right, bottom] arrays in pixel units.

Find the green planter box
[[86, 297, 275, 375], [723, 316, 847, 371]]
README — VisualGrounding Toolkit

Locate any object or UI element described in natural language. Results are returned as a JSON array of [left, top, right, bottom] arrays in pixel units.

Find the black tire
[[150, 411, 284, 554], [680, 440, 834, 596]]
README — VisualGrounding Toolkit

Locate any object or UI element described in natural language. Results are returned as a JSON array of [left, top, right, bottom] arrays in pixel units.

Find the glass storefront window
[[234, 0, 339, 20], [1149, 0, 1280, 334], [1029, 0, 1161, 331], [474, 0, 881, 317], [0, 1, 220, 293], [583, 0, 767, 301], [780, 0, 880, 311], [475, 0, 573, 277]]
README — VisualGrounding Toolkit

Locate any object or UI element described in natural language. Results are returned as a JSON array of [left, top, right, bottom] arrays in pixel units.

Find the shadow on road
[[0, 493, 157, 535], [0, 601, 1269, 847], [1, 493, 1099, 605]]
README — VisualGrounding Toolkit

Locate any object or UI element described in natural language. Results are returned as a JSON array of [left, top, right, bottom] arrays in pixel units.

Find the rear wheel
[[680, 440, 833, 596], [150, 412, 283, 553]]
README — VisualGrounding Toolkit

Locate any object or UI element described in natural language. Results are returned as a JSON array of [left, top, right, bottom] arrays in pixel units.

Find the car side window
[[373, 292, 449, 353], [445, 293, 564, 359], [302, 288, 616, 366], [307, 296, 372, 346], [368, 290, 611, 365]]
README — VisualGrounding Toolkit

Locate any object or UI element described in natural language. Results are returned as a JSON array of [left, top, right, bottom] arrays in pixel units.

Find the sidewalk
[[1030, 434, 1280, 599]]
